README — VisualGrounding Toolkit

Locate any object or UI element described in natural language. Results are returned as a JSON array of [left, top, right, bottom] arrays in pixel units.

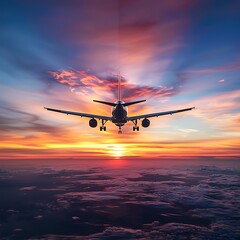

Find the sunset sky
[[1, 0, 240, 159]]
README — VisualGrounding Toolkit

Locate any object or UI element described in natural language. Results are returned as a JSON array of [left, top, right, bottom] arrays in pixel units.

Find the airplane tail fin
[[123, 100, 146, 106], [93, 73, 145, 107], [118, 71, 121, 101], [117, 72, 146, 106]]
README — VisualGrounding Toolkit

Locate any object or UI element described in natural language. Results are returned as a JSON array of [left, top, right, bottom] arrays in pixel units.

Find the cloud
[[178, 128, 199, 133], [0, 110, 63, 136], [230, 117, 240, 131], [7, 209, 18, 213], [13, 228, 23, 232], [1, 163, 239, 239], [189, 89, 240, 134], [19, 186, 36, 191], [85, 226, 143, 239], [188, 60, 240, 75], [50, 69, 183, 101]]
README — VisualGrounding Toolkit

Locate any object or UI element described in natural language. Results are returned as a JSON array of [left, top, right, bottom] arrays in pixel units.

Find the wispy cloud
[[178, 128, 199, 133], [188, 60, 240, 75], [50, 70, 182, 101]]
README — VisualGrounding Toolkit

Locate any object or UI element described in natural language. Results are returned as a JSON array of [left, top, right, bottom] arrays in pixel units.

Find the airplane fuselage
[[111, 100, 128, 126]]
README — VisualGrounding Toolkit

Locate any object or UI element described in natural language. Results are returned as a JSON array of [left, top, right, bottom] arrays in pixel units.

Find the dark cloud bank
[[0, 160, 239, 239]]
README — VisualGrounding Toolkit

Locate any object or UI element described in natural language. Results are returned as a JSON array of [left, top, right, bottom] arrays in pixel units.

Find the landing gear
[[100, 119, 107, 132], [100, 126, 106, 131], [132, 120, 139, 131], [118, 126, 122, 134], [133, 126, 139, 131]]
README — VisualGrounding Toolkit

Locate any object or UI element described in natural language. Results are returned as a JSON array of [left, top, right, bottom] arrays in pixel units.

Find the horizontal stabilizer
[[93, 100, 116, 106], [123, 100, 146, 106]]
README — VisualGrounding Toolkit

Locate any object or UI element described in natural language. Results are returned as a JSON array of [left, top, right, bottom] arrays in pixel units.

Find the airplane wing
[[44, 107, 112, 121], [127, 107, 195, 121]]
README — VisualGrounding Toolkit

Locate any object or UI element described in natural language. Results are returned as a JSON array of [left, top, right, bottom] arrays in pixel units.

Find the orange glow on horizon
[[1, 136, 239, 160]]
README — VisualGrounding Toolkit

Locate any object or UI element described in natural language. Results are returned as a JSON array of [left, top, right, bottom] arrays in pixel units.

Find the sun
[[107, 144, 125, 158]]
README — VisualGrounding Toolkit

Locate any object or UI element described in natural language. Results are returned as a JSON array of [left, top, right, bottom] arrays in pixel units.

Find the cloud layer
[[0, 160, 239, 239]]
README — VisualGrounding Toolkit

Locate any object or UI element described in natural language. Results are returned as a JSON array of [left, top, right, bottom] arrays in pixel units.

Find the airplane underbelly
[[111, 104, 128, 126], [112, 112, 127, 125], [112, 117, 127, 124]]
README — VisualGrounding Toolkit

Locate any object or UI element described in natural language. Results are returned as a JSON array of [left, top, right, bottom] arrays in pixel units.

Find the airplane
[[44, 74, 195, 134]]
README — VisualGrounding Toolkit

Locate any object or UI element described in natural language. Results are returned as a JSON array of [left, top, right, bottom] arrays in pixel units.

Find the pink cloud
[[192, 89, 240, 117], [188, 89, 240, 133], [50, 70, 178, 102], [19, 186, 36, 191]]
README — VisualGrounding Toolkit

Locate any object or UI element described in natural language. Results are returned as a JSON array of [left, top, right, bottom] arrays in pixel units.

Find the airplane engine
[[89, 118, 97, 128], [142, 118, 150, 128]]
